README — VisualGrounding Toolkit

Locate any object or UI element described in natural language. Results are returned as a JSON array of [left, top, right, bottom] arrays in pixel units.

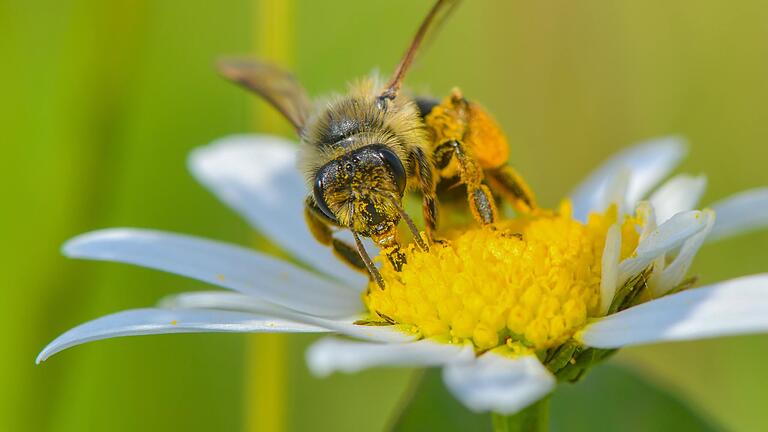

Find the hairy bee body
[[299, 81, 536, 235], [298, 78, 429, 198], [297, 78, 431, 243], [422, 89, 537, 219], [425, 95, 509, 173]]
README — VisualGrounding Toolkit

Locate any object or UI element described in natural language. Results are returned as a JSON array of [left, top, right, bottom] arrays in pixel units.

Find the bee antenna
[[379, 0, 460, 103], [387, 194, 429, 252], [352, 230, 385, 289]]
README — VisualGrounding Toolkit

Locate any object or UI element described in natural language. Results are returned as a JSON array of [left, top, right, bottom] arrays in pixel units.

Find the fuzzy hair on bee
[[297, 75, 430, 191]]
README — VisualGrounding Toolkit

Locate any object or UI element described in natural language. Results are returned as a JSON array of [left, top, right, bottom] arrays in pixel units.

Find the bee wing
[[217, 58, 311, 131]]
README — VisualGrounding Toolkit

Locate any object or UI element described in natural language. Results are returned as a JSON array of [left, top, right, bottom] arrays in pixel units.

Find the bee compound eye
[[313, 175, 338, 223], [374, 146, 407, 196]]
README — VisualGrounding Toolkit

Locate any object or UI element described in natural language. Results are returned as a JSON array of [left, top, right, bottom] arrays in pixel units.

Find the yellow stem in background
[[245, 1, 294, 432], [246, 335, 287, 432], [255, 0, 295, 136]]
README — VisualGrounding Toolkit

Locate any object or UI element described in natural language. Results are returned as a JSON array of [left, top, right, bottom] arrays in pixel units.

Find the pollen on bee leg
[[361, 200, 642, 352]]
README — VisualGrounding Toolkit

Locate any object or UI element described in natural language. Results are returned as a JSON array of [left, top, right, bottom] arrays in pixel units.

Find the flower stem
[[491, 397, 550, 432], [245, 1, 294, 432], [246, 333, 286, 432]]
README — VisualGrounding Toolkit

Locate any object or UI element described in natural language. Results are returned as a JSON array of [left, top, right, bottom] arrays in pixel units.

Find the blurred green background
[[2, 0, 767, 430]]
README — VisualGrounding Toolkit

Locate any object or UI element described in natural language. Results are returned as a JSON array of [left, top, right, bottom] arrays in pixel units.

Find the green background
[[2, 0, 767, 430]]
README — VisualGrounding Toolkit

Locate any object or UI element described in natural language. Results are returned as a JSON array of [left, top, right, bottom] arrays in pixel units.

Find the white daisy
[[37, 135, 768, 418]]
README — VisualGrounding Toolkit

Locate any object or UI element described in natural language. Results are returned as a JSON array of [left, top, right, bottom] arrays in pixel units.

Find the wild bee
[[218, 0, 536, 288]]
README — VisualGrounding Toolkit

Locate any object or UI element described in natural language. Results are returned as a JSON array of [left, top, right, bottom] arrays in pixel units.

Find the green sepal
[[554, 348, 617, 382], [608, 267, 652, 314]]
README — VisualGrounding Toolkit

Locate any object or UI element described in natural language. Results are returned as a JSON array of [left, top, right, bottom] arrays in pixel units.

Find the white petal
[[652, 210, 716, 297], [571, 136, 687, 222], [599, 224, 622, 315], [37, 308, 327, 363], [579, 274, 768, 348], [708, 187, 768, 242], [63, 228, 362, 318], [602, 167, 631, 215], [306, 337, 474, 377], [619, 210, 706, 283], [189, 135, 367, 288], [649, 174, 707, 225], [159, 290, 413, 343], [442, 353, 555, 414], [159, 291, 289, 314], [636, 201, 657, 242]]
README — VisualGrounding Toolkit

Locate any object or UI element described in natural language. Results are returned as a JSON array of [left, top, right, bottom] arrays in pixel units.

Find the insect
[[218, 0, 536, 288]]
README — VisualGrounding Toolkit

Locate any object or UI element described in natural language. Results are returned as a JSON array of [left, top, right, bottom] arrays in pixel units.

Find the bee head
[[313, 144, 406, 237]]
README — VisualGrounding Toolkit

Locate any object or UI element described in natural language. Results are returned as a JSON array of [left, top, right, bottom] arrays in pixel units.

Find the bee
[[218, 0, 536, 288]]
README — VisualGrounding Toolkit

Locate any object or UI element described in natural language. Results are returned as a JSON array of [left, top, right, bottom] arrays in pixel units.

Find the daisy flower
[[38, 135, 768, 421]]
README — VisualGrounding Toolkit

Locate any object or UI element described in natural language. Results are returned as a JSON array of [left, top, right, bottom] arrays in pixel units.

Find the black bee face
[[313, 144, 407, 236]]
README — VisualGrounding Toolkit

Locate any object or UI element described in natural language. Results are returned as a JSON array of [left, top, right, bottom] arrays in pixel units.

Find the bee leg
[[383, 245, 407, 272], [304, 197, 369, 275], [445, 140, 499, 225], [409, 147, 439, 243], [485, 165, 537, 215]]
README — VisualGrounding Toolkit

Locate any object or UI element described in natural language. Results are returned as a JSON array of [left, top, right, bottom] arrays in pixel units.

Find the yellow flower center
[[364, 202, 640, 352]]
